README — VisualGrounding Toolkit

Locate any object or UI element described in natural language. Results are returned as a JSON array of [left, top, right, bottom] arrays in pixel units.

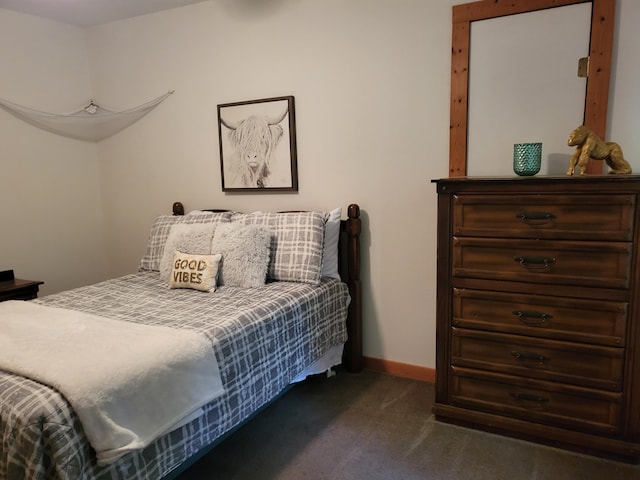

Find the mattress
[[0, 272, 349, 480]]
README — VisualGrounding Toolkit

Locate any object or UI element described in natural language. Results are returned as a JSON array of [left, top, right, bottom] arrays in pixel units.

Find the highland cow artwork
[[218, 96, 298, 192]]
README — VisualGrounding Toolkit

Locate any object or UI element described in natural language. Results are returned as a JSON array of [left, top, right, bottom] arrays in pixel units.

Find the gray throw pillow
[[211, 223, 271, 288]]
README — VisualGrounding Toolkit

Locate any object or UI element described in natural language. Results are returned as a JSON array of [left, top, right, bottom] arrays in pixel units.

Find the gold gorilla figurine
[[566, 125, 632, 176]]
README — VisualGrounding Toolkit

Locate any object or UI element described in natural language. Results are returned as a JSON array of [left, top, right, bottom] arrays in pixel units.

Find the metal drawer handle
[[516, 211, 556, 224], [511, 351, 549, 366], [514, 256, 556, 269], [510, 392, 549, 407], [512, 310, 553, 326]]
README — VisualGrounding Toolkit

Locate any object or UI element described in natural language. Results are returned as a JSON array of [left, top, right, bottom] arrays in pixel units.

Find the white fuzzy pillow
[[159, 223, 218, 282], [211, 223, 271, 288]]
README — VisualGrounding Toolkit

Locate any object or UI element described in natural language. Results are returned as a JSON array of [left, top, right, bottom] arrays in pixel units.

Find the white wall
[[1, 0, 638, 371], [0, 10, 109, 296], [608, 0, 640, 161], [86, 0, 452, 369]]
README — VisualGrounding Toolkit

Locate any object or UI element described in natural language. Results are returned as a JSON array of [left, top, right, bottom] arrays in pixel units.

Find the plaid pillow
[[231, 211, 327, 284], [139, 212, 232, 272]]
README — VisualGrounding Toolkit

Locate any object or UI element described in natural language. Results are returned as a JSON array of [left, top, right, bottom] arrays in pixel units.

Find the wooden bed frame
[[172, 201, 363, 373], [0, 202, 363, 480]]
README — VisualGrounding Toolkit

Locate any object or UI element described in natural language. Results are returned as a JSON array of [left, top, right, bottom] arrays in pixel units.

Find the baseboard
[[362, 356, 435, 383]]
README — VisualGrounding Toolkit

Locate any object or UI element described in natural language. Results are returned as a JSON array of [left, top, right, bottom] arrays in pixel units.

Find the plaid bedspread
[[0, 272, 349, 480]]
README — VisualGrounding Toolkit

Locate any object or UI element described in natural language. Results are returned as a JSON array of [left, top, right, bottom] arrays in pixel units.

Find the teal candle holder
[[513, 143, 542, 176]]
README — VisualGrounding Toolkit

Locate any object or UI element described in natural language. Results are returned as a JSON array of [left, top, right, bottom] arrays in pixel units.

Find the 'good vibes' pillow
[[168, 251, 222, 292]]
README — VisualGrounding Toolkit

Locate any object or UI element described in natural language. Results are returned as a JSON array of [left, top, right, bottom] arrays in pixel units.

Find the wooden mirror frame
[[449, 0, 615, 177]]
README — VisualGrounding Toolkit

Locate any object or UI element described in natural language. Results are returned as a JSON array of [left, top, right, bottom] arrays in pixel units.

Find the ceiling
[[0, 0, 208, 27]]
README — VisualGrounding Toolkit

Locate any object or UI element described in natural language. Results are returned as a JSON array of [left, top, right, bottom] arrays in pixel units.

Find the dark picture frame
[[217, 95, 298, 192]]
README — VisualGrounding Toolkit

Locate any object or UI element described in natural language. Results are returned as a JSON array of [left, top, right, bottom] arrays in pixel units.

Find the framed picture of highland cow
[[217, 95, 298, 192]]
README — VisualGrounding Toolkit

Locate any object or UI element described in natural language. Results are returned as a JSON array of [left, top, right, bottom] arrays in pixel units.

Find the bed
[[0, 202, 362, 480]]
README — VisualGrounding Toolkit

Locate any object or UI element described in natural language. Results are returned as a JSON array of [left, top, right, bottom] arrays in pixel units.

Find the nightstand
[[0, 278, 44, 301]]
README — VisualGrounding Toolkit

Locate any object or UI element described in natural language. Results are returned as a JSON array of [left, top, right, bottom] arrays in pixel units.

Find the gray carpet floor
[[178, 369, 640, 479]]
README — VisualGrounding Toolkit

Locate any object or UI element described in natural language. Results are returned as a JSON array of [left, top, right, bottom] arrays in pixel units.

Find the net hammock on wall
[[0, 90, 174, 142]]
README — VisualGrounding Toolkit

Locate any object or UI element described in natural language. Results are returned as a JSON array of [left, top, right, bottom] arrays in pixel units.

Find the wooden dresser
[[432, 176, 640, 462]]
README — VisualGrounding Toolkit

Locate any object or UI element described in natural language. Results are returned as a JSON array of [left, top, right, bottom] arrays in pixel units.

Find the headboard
[[171, 201, 362, 373]]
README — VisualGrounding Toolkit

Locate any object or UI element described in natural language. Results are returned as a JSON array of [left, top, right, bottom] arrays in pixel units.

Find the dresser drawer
[[450, 368, 622, 434], [451, 328, 623, 391], [453, 237, 631, 289], [452, 288, 627, 346], [452, 194, 634, 241]]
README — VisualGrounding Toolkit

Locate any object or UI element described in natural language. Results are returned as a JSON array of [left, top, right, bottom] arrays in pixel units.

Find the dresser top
[[432, 175, 640, 193]]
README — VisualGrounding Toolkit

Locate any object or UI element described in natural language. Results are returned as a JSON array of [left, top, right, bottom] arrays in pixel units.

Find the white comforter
[[0, 300, 224, 465]]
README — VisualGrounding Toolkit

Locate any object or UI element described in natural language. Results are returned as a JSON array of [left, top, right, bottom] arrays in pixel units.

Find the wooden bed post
[[172, 202, 185, 215], [343, 204, 363, 373]]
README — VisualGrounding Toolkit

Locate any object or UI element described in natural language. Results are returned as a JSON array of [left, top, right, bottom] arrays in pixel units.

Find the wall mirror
[[449, 0, 615, 177]]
